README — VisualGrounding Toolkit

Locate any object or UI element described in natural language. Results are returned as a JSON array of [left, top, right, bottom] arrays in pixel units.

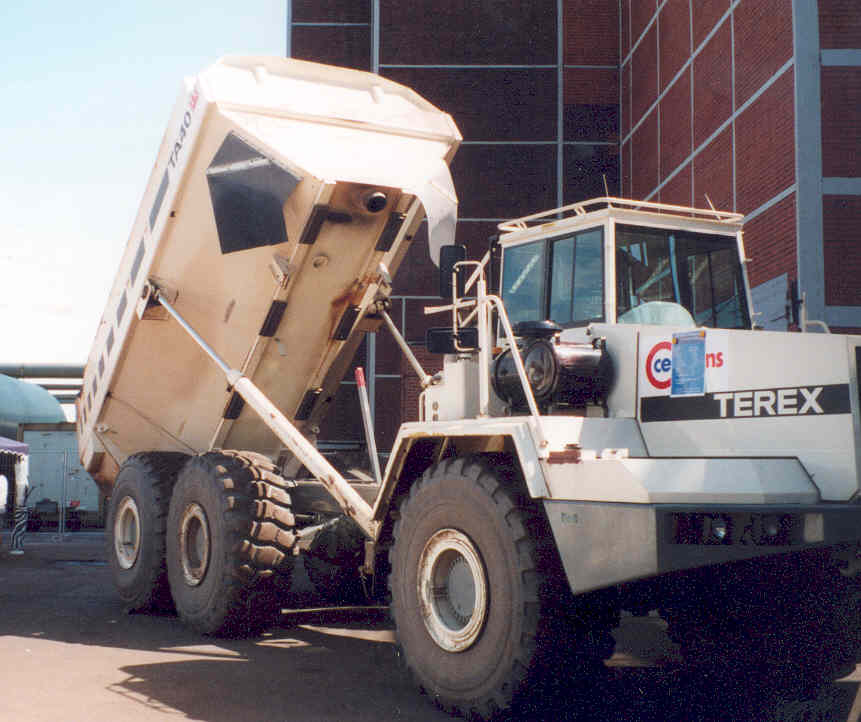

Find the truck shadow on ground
[[108, 615, 861, 722], [0, 537, 859, 721]]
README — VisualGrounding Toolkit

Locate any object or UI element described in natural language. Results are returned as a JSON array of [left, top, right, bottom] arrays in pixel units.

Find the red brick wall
[[631, 0, 658, 44], [819, 0, 861, 48], [620, 1, 800, 220], [735, 69, 795, 214], [660, 69, 692, 177], [564, 0, 619, 65], [621, 61, 631, 139], [631, 109, 659, 199], [632, 24, 659, 123], [821, 68, 861, 178], [692, 20, 732, 149], [693, 126, 733, 211], [823, 196, 861, 306], [818, 0, 861, 317], [291, 26, 371, 70], [565, 67, 619, 106], [734, 0, 793, 107], [692, 0, 730, 49], [621, 139, 632, 197], [744, 193, 797, 288], [660, 162, 692, 206], [621, 0, 631, 59], [659, 0, 690, 91], [291, 0, 369, 23]]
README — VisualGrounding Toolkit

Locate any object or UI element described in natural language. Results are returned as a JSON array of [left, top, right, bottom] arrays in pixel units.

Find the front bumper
[[544, 500, 861, 594]]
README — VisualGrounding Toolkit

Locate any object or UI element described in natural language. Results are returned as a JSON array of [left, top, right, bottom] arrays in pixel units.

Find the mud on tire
[[106, 452, 190, 612], [166, 451, 296, 637]]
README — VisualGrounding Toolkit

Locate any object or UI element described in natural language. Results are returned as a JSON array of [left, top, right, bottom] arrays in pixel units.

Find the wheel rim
[[114, 496, 141, 570], [179, 502, 210, 587], [417, 528, 488, 653]]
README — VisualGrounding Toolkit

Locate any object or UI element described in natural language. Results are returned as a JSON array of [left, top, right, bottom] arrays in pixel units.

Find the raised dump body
[[77, 56, 461, 484]]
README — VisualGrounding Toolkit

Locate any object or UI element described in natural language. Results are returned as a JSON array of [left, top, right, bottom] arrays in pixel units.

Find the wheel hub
[[114, 496, 141, 570], [418, 528, 488, 652], [179, 502, 210, 587]]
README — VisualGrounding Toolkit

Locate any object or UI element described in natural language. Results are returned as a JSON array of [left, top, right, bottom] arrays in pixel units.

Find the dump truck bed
[[77, 57, 461, 484]]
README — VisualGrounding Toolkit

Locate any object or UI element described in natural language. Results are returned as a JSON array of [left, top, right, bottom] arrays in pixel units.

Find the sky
[[0, 1, 285, 365]]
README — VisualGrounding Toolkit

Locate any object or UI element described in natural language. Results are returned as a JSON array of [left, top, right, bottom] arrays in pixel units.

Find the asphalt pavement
[[0, 531, 859, 721]]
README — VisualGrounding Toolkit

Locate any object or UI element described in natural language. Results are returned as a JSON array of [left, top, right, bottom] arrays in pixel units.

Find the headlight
[[703, 515, 730, 544], [523, 340, 557, 401]]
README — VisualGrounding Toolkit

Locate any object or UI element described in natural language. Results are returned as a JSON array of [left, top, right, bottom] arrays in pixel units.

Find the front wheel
[[389, 457, 564, 719]]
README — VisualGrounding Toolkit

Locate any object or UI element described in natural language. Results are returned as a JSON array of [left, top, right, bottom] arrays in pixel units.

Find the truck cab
[[409, 197, 861, 590], [498, 198, 751, 331]]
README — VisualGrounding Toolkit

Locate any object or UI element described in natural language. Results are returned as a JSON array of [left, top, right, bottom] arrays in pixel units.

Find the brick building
[[286, 0, 861, 451]]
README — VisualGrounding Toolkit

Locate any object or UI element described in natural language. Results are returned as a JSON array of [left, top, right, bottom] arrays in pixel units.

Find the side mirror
[[439, 244, 467, 299]]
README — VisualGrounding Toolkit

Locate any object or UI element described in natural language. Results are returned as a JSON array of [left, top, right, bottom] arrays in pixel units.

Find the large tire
[[166, 451, 296, 637], [389, 456, 572, 720], [106, 452, 190, 612]]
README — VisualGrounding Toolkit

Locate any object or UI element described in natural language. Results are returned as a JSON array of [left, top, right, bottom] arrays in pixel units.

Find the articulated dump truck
[[79, 56, 861, 718]]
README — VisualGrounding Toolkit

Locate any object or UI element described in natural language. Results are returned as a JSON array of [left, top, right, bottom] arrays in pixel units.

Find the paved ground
[[1, 532, 860, 721]]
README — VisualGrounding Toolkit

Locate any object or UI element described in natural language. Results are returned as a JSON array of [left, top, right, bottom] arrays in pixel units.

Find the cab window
[[501, 228, 604, 327]]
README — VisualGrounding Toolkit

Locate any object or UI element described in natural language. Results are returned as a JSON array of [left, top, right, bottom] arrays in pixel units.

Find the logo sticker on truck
[[167, 87, 200, 172], [149, 86, 201, 232], [645, 341, 673, 389], [643, 336, 728, 394], [640, 384, 851, 422]]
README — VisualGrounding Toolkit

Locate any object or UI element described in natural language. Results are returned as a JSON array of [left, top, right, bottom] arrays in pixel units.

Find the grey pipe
[[0, 365, 85, 379]]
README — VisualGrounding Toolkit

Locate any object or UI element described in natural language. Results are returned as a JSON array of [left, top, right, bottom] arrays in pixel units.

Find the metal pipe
[[0, 365, 84, 378], [153, 289, 235, 379], [355, 368, 382, 485], [232, 377, 378, 538], [476, 278, 490, 417], [151, 285, 379, 539], [379, 308, 432, 388]]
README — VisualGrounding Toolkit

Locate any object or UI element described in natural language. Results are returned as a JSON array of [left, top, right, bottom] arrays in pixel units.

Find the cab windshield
[[500, 223, 750, 329], [616, 225, 750, 328]]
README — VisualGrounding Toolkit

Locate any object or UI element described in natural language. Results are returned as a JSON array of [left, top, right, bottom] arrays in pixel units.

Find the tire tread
[[168, 450, 297, 637], [388, 455, 555, 720]]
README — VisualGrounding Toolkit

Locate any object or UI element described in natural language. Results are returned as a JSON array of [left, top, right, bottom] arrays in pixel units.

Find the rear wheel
[[389, 456, 584, 720], [166, 451, 296, 637], [106, 452, 190, 612]]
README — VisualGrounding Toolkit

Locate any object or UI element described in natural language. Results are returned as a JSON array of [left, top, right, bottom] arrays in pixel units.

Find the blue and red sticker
[[643, 338, 725, 393]]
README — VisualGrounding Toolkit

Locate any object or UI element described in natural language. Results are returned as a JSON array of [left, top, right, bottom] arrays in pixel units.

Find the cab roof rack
[[498, 196, 744, 233]]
